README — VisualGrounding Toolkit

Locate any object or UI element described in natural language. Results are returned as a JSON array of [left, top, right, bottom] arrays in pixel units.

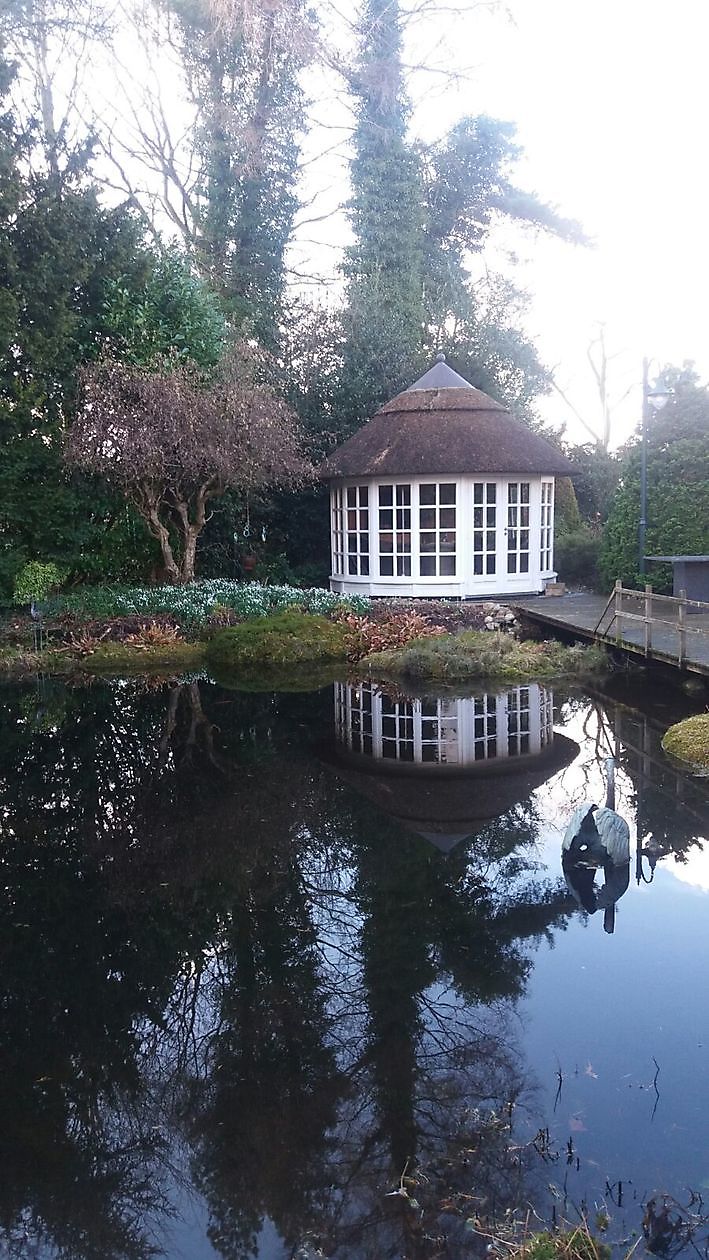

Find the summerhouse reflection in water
[[330, 682, 579, 851]]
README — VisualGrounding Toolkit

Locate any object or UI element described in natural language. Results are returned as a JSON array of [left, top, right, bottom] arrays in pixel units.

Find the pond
[[1, 670, 709, 1259]]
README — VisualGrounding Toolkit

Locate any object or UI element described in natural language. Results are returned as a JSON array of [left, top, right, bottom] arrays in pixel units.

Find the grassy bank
[[1, 584, 607, 686], [360, 630, 606, 685], [662, 713, 709, 772]]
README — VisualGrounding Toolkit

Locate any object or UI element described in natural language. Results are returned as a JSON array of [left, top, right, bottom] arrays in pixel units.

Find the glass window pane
[[521, 507, 530, 527], [474, 507, 483, 528], [379, 485, 393, 506], [360, 510, 368, 528], [508, 484, 518, 503], [348, 556, 357, 574], [440, 483, 456, 504], [440, 508, 455, 527], [396, 484, 411, 505], [521, 483, 530, 503], [520, 530, 529, 549], [420, 533, 436, 552], [347, 487, 357, 507], [440, 532, 455, 552], [508, 530, 517, 548], [359, 533, 368, 552], [474, 555, 483, 575], [347, 510, 357, 528], [486, 555, 496, 574], [420, 484, 436, 505], [473, 531, 483, 550], [487, 483, 496, 501], [419, 508, 436, 529], [440, 556, 456, 575], [361, 557, 369, 575], [360, 486, 368, 506], [347, 533, 357, 552], [397, 556, 412, 576], [520, 554, 529, 573], [380, 532, 393, 553], [487, 507, 496, 527], [473, 483, 483, 504], [420, 556, 436, 575], [486, 530, 495, 550], [509, 555, 517, 573], [380, 556, 393, 576], [397, 532, 411, 551]]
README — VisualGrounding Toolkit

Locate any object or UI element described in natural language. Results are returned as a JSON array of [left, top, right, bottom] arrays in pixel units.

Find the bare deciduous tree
[[66, 344, 311, 582]]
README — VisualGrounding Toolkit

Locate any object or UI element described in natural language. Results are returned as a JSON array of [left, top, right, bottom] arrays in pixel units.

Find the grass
[[360, 630, 606, 685], [661, 712, 709, 771], [500, 1228, 611, 1260]]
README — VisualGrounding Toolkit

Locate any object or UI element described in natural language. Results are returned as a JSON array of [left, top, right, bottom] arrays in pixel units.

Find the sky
[[47, 0, 708, 448], [403, 0, 709, 444]]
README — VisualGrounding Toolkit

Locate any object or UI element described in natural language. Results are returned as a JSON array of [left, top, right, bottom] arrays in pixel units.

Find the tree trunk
[[180, 527, 199, 584], [147, 507, 180, 584]]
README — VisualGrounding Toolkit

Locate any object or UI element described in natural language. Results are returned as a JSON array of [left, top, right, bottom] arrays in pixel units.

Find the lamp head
[[647, 382, 671, 411]]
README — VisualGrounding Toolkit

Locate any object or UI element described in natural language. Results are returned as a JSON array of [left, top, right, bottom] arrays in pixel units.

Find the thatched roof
[[320, 357, 573, 479], [321, 733, 579, 853]]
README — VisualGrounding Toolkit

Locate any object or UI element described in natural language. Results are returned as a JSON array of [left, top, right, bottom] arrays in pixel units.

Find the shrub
[[205, 610, 350, 676], [333, 608, 445, 660], [13, 561, 67, 605], [555, 528, 602, 589]]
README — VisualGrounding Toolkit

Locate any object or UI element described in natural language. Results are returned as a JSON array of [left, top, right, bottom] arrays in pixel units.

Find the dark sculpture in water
[[562, 757, 631, 934]]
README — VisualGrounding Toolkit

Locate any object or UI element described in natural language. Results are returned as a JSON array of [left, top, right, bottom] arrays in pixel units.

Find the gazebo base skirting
[[329, 579, 549, 600]]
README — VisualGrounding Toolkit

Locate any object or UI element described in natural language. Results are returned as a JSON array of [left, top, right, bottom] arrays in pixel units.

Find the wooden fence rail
[[597, 581, 709, 666]]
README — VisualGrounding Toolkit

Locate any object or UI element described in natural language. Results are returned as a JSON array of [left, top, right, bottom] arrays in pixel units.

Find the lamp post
[[638, 359, 671, 575]]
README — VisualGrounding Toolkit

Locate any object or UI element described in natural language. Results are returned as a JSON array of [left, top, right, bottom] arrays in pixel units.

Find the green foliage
[[662, 714, 709, 770], [362, 630, 605, 684], [554, 529, 602, 590], [512, 1229, 611, 1260], [205, 611, 349, 677], [0, 66, 160, 598], [554, 476, 583, 536], [102, 249, 225, 370], [564, 443, 619, 522], [600, 364, 709, 591], [13, 560, 67, 604], [49, 579, 368, 629]]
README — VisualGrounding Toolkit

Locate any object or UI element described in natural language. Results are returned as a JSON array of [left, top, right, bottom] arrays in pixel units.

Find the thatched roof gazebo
[[320, 355, 573, 599]]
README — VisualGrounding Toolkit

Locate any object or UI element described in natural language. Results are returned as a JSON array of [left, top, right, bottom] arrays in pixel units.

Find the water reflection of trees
[[0, 680, 573, 1259]]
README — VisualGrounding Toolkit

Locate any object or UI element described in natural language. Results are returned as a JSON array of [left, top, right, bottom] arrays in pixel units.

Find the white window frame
[[345, 484, 370, 577], [540, 479, 554, 574], [506, 481, 531, 576], [418, 481, 457, 577], [378, 483, 413, 577], [331, 486, 344, 575]]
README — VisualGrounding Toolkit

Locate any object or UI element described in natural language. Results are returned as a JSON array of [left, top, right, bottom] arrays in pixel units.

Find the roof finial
[[435, 351, 446, 364]]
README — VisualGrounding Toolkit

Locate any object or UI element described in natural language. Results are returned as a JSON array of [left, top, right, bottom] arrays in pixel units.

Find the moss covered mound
[[662, 713, 709, 772], [81, 642, 205, 675], [205, 610, 349, 678], [361, 630, 604, 684]]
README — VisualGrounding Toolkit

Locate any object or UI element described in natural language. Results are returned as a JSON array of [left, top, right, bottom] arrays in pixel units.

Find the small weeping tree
[[66, 342, 311, 584]]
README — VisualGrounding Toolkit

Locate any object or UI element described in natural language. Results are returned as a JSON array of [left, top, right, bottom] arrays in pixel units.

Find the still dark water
[[1, 671, 709, 1259]]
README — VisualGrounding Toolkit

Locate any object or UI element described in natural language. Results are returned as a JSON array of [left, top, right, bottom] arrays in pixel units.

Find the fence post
[[614, 579, 622, 645], [678, 588, 686, 668], [644, 584, 653, 657]]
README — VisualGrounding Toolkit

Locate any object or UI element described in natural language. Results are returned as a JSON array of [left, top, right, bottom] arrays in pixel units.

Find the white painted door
[[471, 480, 500, 590], [504, 481, 531, 580]]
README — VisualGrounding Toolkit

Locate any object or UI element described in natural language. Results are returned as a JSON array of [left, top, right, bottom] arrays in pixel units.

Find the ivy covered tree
[[600, 364, 709, 591], [337, 1, 583, 439]]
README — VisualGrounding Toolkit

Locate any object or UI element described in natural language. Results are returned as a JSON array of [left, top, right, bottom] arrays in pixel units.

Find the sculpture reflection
[[562, 756, 631, 934], [331, 682, 578, 851]]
